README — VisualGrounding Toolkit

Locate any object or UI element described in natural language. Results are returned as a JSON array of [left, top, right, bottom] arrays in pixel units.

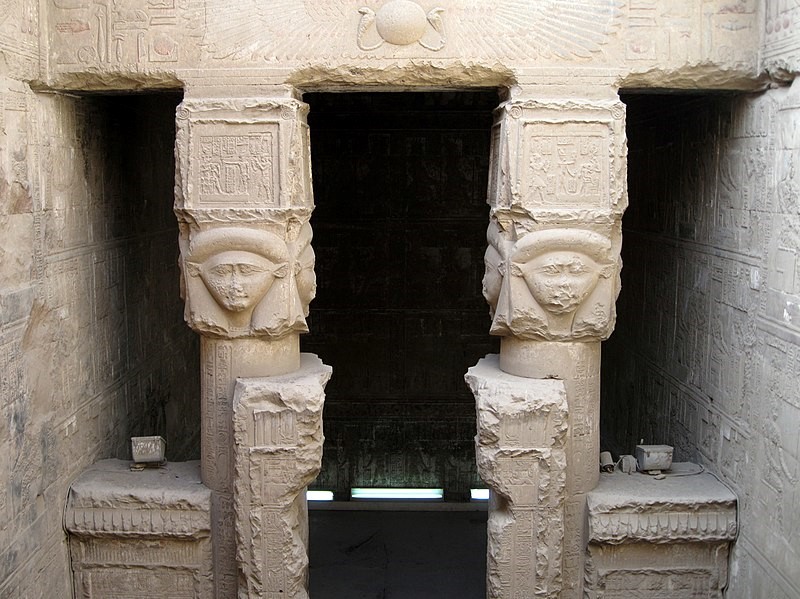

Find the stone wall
[[0, 85, 198, 596], [602, 82, 800, 598], [301, 92, 498, 497]]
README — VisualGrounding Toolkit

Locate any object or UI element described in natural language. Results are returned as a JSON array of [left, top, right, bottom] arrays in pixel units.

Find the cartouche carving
[[484, 224, 617, 340], [183, 224, 315, 338], [357, 1, 446, 51]]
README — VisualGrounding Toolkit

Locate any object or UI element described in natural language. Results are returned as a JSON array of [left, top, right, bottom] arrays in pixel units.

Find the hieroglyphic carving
[[176, 99, 313, 214], [488, 100, 627, 218], [484, 225, 619, 341], [524, 124, 607, 207], [467, 356, 568, 599], [50, 0, 192, 67], [234, 355, 331, 599], [194, 124, 279, 206], [65, 460, 214, 599], [182, 224, 315, 338], [764, 0, 800, 69]]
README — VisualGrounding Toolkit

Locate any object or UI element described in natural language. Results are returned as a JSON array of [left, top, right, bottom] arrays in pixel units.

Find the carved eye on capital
[[483, 224, 618, 341], [182, 225, 316, 339]]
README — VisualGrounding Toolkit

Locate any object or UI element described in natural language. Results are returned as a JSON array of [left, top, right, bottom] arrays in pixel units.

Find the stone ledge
[[66, 459, 212, 538], [587, 466, 737, 544]]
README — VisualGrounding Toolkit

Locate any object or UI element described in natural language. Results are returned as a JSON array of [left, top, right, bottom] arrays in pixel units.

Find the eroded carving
[[182, 223, 315, 338], [466, 356, 569, 599], [234, 355, 331, 599], [357, 1, 446, 52], [484, 224, 618, 341]]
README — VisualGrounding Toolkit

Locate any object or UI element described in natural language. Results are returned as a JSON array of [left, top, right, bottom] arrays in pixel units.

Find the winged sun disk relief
[[194, 0, 621, 61], [357, 2, 446, 51]]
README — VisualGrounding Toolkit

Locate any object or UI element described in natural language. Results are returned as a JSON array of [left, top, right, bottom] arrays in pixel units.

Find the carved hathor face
[[512, 229, 614, 317], [186, 227, 288, 315], [199, 250, 285, 313], [520, 250, 600, 315]]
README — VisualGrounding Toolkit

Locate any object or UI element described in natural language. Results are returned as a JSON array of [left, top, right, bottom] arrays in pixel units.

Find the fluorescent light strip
[[306, 490, 334, 501], [470, 489, 490, 501], [350, 488, 444, 501]]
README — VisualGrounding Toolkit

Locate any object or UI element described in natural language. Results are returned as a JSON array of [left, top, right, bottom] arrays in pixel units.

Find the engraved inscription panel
[[523, 123, 609, 209], [190, 123, 280, 207]]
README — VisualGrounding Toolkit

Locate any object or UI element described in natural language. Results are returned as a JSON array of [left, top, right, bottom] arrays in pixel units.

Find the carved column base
[[201, 334, 301, 598], [500, 337, 601, 598], [466, 355, 568, 599], [233, 353, 331, 599]]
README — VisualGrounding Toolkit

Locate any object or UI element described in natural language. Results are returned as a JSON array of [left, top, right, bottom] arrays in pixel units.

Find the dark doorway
[[302, 91, 498, 598]]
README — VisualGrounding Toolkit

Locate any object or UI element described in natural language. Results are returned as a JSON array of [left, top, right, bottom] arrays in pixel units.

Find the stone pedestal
[[66, 460, 213, 599], [466, 356, 568, 599], [585, 466, 738, 598], [233, 354, 331, 599]]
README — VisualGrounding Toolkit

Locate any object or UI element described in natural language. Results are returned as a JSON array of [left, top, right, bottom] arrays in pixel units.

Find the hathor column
[[175, 89, 328, 598], [469, 88, 627, 599]]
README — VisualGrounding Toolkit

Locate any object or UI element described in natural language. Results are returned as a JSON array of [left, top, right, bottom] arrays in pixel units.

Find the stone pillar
[[466, 356, 568, 598], [473, 89, 627, 598], [233, 355, 331, 599], [175, 90, 318, 598]]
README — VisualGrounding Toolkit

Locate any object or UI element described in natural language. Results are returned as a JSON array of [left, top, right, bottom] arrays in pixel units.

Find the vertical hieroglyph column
[[466, 356, 569, 598], [475, 90, 627, 599], [175, 92, 317, 598], [233, 355, 331, 599]]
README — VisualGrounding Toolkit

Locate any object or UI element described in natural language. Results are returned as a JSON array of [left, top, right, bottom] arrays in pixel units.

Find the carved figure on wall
[[182, 225, 315, 338], [484, 224, 617, 340]]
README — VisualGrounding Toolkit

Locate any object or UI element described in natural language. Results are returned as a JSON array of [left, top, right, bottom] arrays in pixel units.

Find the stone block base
[[66, 460, 213, 598], [585, 466, 737, 599]]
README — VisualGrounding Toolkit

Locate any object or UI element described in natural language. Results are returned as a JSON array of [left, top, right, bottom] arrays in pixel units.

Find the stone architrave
[[233, 354, 332, 599], [174, 93, 318, 598], [466, 355, 568, 599], [66, 460, 213, 599]]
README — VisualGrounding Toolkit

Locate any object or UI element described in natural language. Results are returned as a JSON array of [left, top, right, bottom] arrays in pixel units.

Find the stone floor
[[309, 507, 487, 598]]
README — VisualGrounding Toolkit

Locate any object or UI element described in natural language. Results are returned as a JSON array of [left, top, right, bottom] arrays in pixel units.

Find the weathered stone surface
[[234, 354, 331, 599], [66, 459, 214, 598], [175, 96, 316, 341], [466, 355, 568, 599], [763, 0, 800, 77], [603, 83, 800, 599], [40, 0, 766, 91], [585, 468, 737, 598], [588, 468, 738, 544]]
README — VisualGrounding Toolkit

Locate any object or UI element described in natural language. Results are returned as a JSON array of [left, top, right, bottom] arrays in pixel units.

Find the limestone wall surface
[[603, 81, 800, 598], [0, 71, 199, 596], [39, 0, 765, 92]]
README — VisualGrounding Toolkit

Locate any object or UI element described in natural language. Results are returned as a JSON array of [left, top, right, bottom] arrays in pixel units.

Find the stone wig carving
[[484, 224, 617, 340], [182, 224, 316, 338]]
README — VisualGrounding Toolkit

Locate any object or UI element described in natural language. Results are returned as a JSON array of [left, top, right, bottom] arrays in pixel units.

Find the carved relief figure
[[484, 225, 617, 340], [357, 1, 446, 51], [183, 225, 315, 338]]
